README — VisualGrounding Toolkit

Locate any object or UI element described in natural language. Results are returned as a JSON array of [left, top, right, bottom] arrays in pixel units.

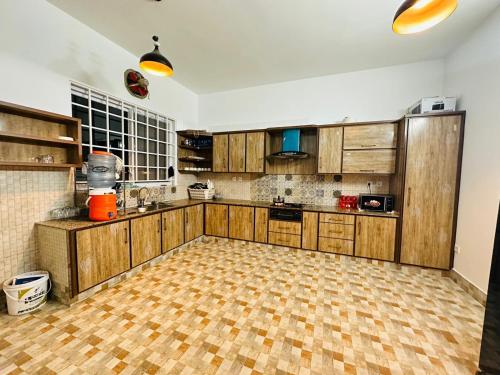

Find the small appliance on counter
[[338, 195, 358, 209], [85, 188, 117, 221], [408, 96, 456, 114], [358, 194, 394, 213]]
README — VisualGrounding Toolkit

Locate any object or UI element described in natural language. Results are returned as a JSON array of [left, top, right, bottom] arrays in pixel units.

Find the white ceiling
[[49, 0, 499, 94]]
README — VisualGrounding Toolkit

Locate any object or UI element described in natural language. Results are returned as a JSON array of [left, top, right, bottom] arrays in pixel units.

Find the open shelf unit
[[177, 130, 212, 173], [0, 101, 82, 169]]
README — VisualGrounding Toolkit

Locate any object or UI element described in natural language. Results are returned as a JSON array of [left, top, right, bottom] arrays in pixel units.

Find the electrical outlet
[[376, 181, 383, 187], [238, 177, 242, 182], [232, 176, 237, 182], [454, 244, 461, 254]]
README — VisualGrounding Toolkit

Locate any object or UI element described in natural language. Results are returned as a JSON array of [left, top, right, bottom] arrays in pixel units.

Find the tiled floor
[[0, 238, 485, 374]]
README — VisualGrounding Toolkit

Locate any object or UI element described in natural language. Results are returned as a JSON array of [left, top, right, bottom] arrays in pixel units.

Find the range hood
[[269, 129, 309, 159]]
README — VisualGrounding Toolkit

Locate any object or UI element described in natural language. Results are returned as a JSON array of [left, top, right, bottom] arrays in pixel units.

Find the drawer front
[[268, 232, 301, 248], [319, 213, 355, 225], [318, 237, 353, 255], [269, 220, 302, 235], [342, 149, 396, 174], [319, 223, 354, 240]]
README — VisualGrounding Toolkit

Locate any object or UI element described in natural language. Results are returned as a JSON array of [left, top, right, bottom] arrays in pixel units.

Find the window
[[71, 82, 176, 182]]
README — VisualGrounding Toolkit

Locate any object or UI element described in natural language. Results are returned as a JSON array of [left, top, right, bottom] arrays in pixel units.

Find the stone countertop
[[37, 198, 399, 231]]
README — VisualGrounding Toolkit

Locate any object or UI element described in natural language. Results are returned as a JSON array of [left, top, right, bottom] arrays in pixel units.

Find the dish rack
[[188, 187, 215, 200]]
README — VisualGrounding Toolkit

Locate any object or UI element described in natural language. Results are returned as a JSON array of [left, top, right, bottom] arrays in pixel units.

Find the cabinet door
[[246, 132, 265, 173], [229, 206, 254, 241], [355, 216, 396, 261], [400, 115, 461, 269], [185, 204, 204, 241], [254, 207, 268, 243], [213, 134, 229, 172], [162, 208, 184, 252], [343, 124, 397, 149], [229, 133, 246, 172], [131, 214, 161, 267], [76, 221, 130, 292], [342, 149, 396, 174], [302, 212, 318, 250], [205, 204, 228, 237], [318, 127, 343, 174]]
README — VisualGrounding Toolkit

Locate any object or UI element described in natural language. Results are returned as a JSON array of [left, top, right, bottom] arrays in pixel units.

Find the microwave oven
[[358, 194, 395, 212]]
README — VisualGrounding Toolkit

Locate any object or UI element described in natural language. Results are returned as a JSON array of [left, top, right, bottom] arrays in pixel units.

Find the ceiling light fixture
[[393, 0, 457, 34], [139, 35, 173, 77]]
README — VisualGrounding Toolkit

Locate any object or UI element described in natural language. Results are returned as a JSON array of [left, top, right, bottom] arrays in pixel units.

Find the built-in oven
[[269, 208, 302, 222]]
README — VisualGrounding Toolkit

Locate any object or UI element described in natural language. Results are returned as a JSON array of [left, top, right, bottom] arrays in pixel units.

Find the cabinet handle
[[359, 169, 375, 172], [361, 144, 377, 148], [164, 217, 167, 230], [329, 230, 342, 234], [158, 219, 160, 233], [407, 187, 412, 207], [124, 228, 128, 244], [357, 223, 361, 236]]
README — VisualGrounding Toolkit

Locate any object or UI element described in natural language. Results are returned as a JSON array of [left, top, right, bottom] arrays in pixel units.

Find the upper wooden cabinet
[[185, 204, 204, 242], [76, 221, 130, 292], [162, 208, 184, 252], [205, 203, 228, 237], [342, 149, 396, 174], [131, 214, 161, 267], [246, 132, 265, 173], [212, 134, 229, 172], [318, 127, 343, 174], [400, 114, 463, 269], [355, 216, 396, 261], [229, 133, 246, 172], [343, 124, 397, 149], [229, 205, 254, 241]]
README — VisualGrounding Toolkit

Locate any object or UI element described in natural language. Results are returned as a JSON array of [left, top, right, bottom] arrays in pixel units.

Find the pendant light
[[393, 0, 457, 34], [139, 35, 173, 77]]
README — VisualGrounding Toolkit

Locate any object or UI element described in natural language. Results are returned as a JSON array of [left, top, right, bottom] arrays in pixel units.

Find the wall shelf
[[177, 129, 213, 173], [0, 100, 82, 169]]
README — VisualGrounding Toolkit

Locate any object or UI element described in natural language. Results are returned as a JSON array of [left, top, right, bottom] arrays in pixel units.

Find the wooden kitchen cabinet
[[342, 149, 396, 174], [185, 204, 204, 241], [213, 134, 229, 172], [131, 214, 161, 267], [343, 123, 397, 149], [318, 127, 343, 174], [229, 205, 254, 241], [246, 132, 265, 173], [254, 207, 268, 243], [400, 114, 463, 269], [205, 203, 228, 237], [302, 211, 318, 250], [162, 208, 184, 252], [76, 220, 130, 292], [355, 216, 396, 261], [229, 133, 246, 172]]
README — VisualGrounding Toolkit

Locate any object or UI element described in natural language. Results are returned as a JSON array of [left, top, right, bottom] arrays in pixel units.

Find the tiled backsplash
[[199, 173, 390, 205], [0, 170, 75, 284]]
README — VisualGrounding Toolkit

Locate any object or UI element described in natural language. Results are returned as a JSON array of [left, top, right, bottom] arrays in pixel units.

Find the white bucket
[[2, 271, 51, 316]]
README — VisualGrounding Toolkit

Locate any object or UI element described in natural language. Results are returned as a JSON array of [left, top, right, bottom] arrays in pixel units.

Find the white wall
[[199, 60, 445, 130], [444, 7, 500, 293], [0, 0, 198, 129]]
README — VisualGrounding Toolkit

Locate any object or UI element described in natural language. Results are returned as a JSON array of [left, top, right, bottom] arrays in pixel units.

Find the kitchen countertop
[[37, 198, 399, 231]]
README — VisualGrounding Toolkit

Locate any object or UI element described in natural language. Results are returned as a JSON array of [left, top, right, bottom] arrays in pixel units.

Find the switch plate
[[454, 244, 461, 254]]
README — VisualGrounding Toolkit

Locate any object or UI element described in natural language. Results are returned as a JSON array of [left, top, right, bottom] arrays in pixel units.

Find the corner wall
[[444, 6, 500, 293], [199, 60, 445, 131]]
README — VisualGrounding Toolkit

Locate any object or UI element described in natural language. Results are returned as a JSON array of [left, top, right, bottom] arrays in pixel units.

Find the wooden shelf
[[0, 161, 80, 168], [178, 168, 211, 173], [0, 131, 79, 146], [177, 130, 212, 139], [178, 144, 212, 151], [178, 157, 211, 163]]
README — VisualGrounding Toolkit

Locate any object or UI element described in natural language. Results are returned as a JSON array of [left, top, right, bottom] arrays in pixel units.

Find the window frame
[[71, 81, 177, 184]]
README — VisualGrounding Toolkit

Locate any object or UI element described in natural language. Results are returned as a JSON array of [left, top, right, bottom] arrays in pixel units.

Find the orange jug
[[85, 188, 117, 221]]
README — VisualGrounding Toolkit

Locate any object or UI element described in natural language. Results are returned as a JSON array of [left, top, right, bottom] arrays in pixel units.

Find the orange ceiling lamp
[[393, 0, 457, 34], [139, 36, 173, 77]]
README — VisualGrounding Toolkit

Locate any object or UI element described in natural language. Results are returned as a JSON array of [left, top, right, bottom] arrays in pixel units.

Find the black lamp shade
[[139, 36, 173, 77], [393, 0, 457, 34]]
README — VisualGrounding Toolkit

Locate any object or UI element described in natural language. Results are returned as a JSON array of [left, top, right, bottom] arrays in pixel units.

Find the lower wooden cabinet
[[355, 216, 396, 261], [185, 204, 203, 241], [205, 203, 228, 237], [254, 207, 268, 243], [229, 205, 254, 241], [76, 220, 130, 292], [162, 208, 184, 252], [131, 214, 161, 267], [302, 212, 318, 250]]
